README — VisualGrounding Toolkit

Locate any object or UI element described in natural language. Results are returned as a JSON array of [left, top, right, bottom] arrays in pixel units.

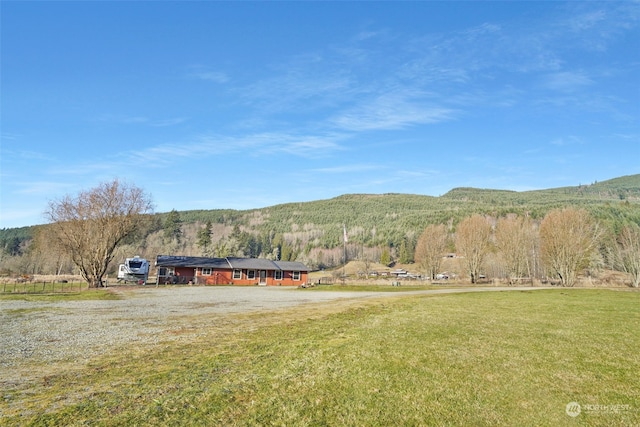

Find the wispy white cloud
[[46, 159, 120, 176], [400, 3, 637, 79], [534, 92, 627, 118], [354, 30, 386, 42], [1, 148, 54, 162], [150, 117, 189, 127], [121, 116, 149, 124], [612, 133, 640, 140], [398, 63, 471, 85], [312, 164, 384, 174], [1, 132, 22, 141], [187, 66, 229, 83], [567, 10, 607, 33], [12, 180, 75, 196], [117, 131, 347, 169], [542, 71, 593, 92], [265, 135, 347, 157], [236, 65, 353, 114], [551, 135, 584, 146], [403, 20, 560, 75], [225, 11, 628, 134], [523, 147, 542, 155], [93, 114, 188, 127], [331, 91, 456, 131], [562, 3, 640, 51]]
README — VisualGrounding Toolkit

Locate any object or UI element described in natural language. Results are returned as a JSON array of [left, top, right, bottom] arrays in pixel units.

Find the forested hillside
[[1, 174, 639, 276]]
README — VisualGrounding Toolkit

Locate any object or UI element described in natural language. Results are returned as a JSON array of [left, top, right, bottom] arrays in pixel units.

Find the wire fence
[[0, 281, 89, 294]]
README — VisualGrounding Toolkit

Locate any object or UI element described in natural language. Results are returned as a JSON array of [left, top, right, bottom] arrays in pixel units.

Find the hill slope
[[2, 175, 639, 264], [141, 174, 640, 261]]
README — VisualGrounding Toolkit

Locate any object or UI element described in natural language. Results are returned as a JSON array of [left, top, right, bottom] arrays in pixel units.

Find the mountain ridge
[[1, 174, 638, 249]]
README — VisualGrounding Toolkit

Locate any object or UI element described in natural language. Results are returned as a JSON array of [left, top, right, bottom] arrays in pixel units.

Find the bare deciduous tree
[[455, 214, 493, 284], [31, 226, 74, 275], [539, 208, 601, 287], [45, 179, 153, 287], [616, 224, 640, 287], [495, 215, 537, 282], [415, 224, 449, 280]]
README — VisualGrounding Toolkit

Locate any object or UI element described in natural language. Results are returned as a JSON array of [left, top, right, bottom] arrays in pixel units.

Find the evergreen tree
[[3, 237, 22, 256], [280, 242, 294, 261], [398, 238, 415, 264], [163, 209, 183, 244], [196, 220, 213, 255], [215, 241, 231, 258], [380, 247, 391, 266]]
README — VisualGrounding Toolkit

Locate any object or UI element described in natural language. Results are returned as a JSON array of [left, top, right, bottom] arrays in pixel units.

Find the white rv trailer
[[117, 256, 150, 285]]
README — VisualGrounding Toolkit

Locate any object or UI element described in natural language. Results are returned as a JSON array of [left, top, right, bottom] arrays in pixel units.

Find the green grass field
[[0, 285, 119, 302], [2, 289, 638, 426]]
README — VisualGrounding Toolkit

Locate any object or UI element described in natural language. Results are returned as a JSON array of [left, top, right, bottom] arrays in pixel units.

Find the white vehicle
[[117, 256, 150, 285]]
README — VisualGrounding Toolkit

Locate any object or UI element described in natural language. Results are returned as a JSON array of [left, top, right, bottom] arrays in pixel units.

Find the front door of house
[[259, 270, 267, 285]]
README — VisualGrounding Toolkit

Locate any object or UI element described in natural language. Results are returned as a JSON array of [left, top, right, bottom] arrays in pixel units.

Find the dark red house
[[155, 255, 309, 286]]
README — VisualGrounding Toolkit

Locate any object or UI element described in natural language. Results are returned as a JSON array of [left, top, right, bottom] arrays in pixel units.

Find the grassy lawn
[[2, 289, 638, 426], [0, 287, 120, 302]]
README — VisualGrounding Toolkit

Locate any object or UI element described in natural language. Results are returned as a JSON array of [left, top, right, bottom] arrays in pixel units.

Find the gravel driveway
[[0, 287, 386, 386], [0, 285, 548, 387]]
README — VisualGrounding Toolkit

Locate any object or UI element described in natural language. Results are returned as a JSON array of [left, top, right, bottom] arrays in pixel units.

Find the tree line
[[1, 178, 639, 287], [413, 209, 639, 287]]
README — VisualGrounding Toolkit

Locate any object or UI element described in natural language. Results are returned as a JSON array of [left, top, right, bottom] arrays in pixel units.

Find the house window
[[233, 269, 242, 280], [274, 270, 283, 280], [293, 271, 301, 281], [158, 267, 174, 277], [201, 268, 212, 276], [247, 270, 256, 280]]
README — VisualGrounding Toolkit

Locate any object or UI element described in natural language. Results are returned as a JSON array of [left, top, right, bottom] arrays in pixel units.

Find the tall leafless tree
[[495, 214, 537, 282], [31, 226, 74, 275], [539, 208, 601, 287], [45, 179, 153, 287], [616, 224, 640, 287], [415, 224, 449, 280], [455, 214, 493, 284]]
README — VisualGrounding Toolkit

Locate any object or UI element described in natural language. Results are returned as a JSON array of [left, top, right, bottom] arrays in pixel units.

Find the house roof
[[155, 255, 230, 269], [155, 255, 309, 272], [226, 257, 280, 270], [273, 260, 309, 271]]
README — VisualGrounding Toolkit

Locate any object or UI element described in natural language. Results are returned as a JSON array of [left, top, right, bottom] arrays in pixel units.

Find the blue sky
[[2, 1, 639, 228]]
